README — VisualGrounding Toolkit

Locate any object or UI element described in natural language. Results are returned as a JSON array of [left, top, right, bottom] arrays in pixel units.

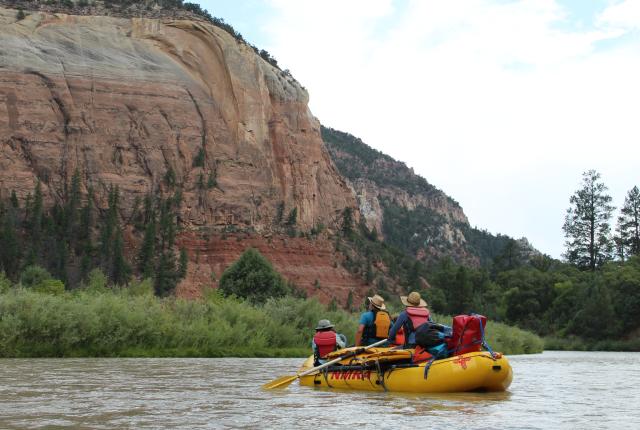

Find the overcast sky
[[200, 0, 640, 258]]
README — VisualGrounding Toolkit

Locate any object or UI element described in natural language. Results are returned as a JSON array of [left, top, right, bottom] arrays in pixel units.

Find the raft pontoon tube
[[297, 348, 512, 393]]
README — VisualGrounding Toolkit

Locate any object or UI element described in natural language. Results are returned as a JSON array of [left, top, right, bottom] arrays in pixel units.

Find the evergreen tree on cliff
[[563, 170, 614, 270], [617, 186, 640, 258], [0, 199, 21, 280]]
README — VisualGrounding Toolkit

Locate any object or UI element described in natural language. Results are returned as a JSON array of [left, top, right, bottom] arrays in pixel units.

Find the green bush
[[127, 278, 154, 296], [85, 268, 108, 293], [20, 265, 52, 288], [34, 279, 65, 296], [0, 272, 11, 293], [219, 248, 289, 304]]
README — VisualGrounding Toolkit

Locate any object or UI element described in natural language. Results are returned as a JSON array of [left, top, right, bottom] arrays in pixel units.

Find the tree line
[[0, 172, 187, 296], [563, 170, 639, 268], [332, 171, 640, 349]]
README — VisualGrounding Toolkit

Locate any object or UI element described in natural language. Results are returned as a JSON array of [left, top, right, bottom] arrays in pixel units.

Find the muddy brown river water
[[1, 351, 639, 429]]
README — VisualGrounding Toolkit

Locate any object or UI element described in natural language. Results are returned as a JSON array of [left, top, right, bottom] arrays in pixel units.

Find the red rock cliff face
[[0, 8, 355, 230], [0, 8, 363, 299]]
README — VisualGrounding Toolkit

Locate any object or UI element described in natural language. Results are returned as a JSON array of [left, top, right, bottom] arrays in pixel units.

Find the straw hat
[[400, 291, 427, 308], [367, 294, 386, 310], [315, 319, 334, 330]]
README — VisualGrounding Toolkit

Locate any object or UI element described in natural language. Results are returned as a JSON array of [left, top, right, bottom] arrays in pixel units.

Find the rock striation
[[0, 7, 355, 231]]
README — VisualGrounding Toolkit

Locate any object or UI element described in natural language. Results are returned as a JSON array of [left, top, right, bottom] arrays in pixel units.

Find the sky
[[199, 0, 640, 258]]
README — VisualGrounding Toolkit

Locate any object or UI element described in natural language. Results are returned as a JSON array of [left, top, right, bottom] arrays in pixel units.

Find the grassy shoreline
[[0, 288, 543, 358]]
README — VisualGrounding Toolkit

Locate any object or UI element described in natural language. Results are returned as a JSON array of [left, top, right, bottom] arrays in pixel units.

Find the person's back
[[355, 294, 390, 346], [388, 292, 431, 347], [312, 319, 346, 365]]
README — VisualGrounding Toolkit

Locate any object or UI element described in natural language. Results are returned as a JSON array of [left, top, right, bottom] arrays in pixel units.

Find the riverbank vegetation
[[0, 267, 541, 358]]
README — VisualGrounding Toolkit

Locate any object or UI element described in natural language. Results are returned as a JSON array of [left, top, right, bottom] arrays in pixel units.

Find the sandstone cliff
[[0, 6, 369, 301], [0, 7, 355, 231]]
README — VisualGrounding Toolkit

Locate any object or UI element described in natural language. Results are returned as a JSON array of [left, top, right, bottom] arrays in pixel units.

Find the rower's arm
[[355, 324, 365, 346]]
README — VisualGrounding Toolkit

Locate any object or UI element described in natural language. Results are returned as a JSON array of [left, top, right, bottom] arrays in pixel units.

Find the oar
[[262, 338, 388, 390]]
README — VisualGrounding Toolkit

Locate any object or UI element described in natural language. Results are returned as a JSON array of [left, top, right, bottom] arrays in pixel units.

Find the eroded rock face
[[176, 233, 366, 306], [0, 8, 355, 231]]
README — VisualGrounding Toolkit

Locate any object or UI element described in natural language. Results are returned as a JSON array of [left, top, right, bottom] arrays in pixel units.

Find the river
[[1, 351, 639, 429]]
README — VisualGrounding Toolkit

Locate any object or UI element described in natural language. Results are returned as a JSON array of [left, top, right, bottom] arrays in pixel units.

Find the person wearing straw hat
[[388, 291, 432, 348], [355, 294, 391, 346], [312, 319, 346, 365]]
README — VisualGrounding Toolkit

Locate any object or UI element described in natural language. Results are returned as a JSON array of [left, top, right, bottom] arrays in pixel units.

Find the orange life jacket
[[362, 309, 391, 343], [313, 331, 337, 359]]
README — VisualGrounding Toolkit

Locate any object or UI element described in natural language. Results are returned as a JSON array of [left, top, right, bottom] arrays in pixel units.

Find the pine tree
[[179, 248, 188, 279], [155, 250, 178, 296], [25, 181, 44, 266], [448, 266, 473, 314], [65, 169, 81, 240], [138, 212, 156, 279], [10, 190, 18, 209], [78, 187, 94, 278], [563, 170, 614, 270], [151, 196, 182, 296], [111, 228, 130, 285], [100, 186, 119, 261], [342, 207, 353, 236], [0, 203, 21, 279], [286, 207, 297, 226], [617, 186, 640, 258], [346, 290, 354, 311]]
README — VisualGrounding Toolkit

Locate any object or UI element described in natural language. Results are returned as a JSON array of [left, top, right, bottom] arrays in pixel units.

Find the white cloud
[[597, 0, 640, 31], [262, 0, 640, 258]]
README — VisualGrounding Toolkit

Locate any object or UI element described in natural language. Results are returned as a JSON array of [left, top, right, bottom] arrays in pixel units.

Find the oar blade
[[262, 374, 297, 390]]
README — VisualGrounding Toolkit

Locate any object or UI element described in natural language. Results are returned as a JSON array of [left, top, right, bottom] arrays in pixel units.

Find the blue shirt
[[359, 311, 379, 345]]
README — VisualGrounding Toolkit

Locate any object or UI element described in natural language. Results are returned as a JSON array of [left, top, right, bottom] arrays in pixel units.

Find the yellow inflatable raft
[[297, 348, 512, 393]]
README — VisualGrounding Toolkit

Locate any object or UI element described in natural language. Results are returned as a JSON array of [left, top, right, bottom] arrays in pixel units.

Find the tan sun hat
[[367, 294, 386, 310], [315, 319, 334, 330], [400, 291, 427, 308]]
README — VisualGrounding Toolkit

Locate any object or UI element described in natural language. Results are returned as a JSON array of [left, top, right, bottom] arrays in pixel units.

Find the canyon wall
[[0, 7, 355, 231]]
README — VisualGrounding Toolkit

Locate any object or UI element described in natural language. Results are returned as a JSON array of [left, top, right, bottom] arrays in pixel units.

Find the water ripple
[[1, 352, 640, 429]]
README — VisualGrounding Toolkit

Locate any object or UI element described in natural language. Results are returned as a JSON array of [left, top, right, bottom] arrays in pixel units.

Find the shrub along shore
[[0, 284, 543, 358]]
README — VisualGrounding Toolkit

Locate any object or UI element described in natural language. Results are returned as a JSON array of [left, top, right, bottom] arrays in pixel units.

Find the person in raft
[[388, 291, 432, 348], [312, 319, 347, 365], [355, 294, 392, 346]]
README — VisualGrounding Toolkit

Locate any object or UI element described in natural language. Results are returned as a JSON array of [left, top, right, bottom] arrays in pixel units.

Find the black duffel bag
[[415, 322, 446, 349]]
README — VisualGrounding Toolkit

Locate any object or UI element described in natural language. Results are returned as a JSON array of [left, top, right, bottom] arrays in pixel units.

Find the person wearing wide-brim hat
[[312, 319, 346, 365], [355, 294, 392, 346], [388, 291, 432, 348]]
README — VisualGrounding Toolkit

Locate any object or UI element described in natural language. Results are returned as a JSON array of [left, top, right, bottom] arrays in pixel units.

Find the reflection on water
[[1, 351, 639, 429]]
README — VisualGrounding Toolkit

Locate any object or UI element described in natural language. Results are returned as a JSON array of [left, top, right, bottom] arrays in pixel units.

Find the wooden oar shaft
[[300, 338, 389, 377], [262, 339, 388, 389]]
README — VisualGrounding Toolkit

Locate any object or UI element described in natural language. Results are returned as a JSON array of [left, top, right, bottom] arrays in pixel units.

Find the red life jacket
[[412, 345, 433, 364], [447, 314, 487, 356], [393, 326, 406, 347], [406, 307, 430, 331], [313, 331, 337, 359]]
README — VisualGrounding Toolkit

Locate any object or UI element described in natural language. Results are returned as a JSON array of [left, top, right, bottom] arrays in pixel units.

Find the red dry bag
[[447, 314, 487, 356]]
